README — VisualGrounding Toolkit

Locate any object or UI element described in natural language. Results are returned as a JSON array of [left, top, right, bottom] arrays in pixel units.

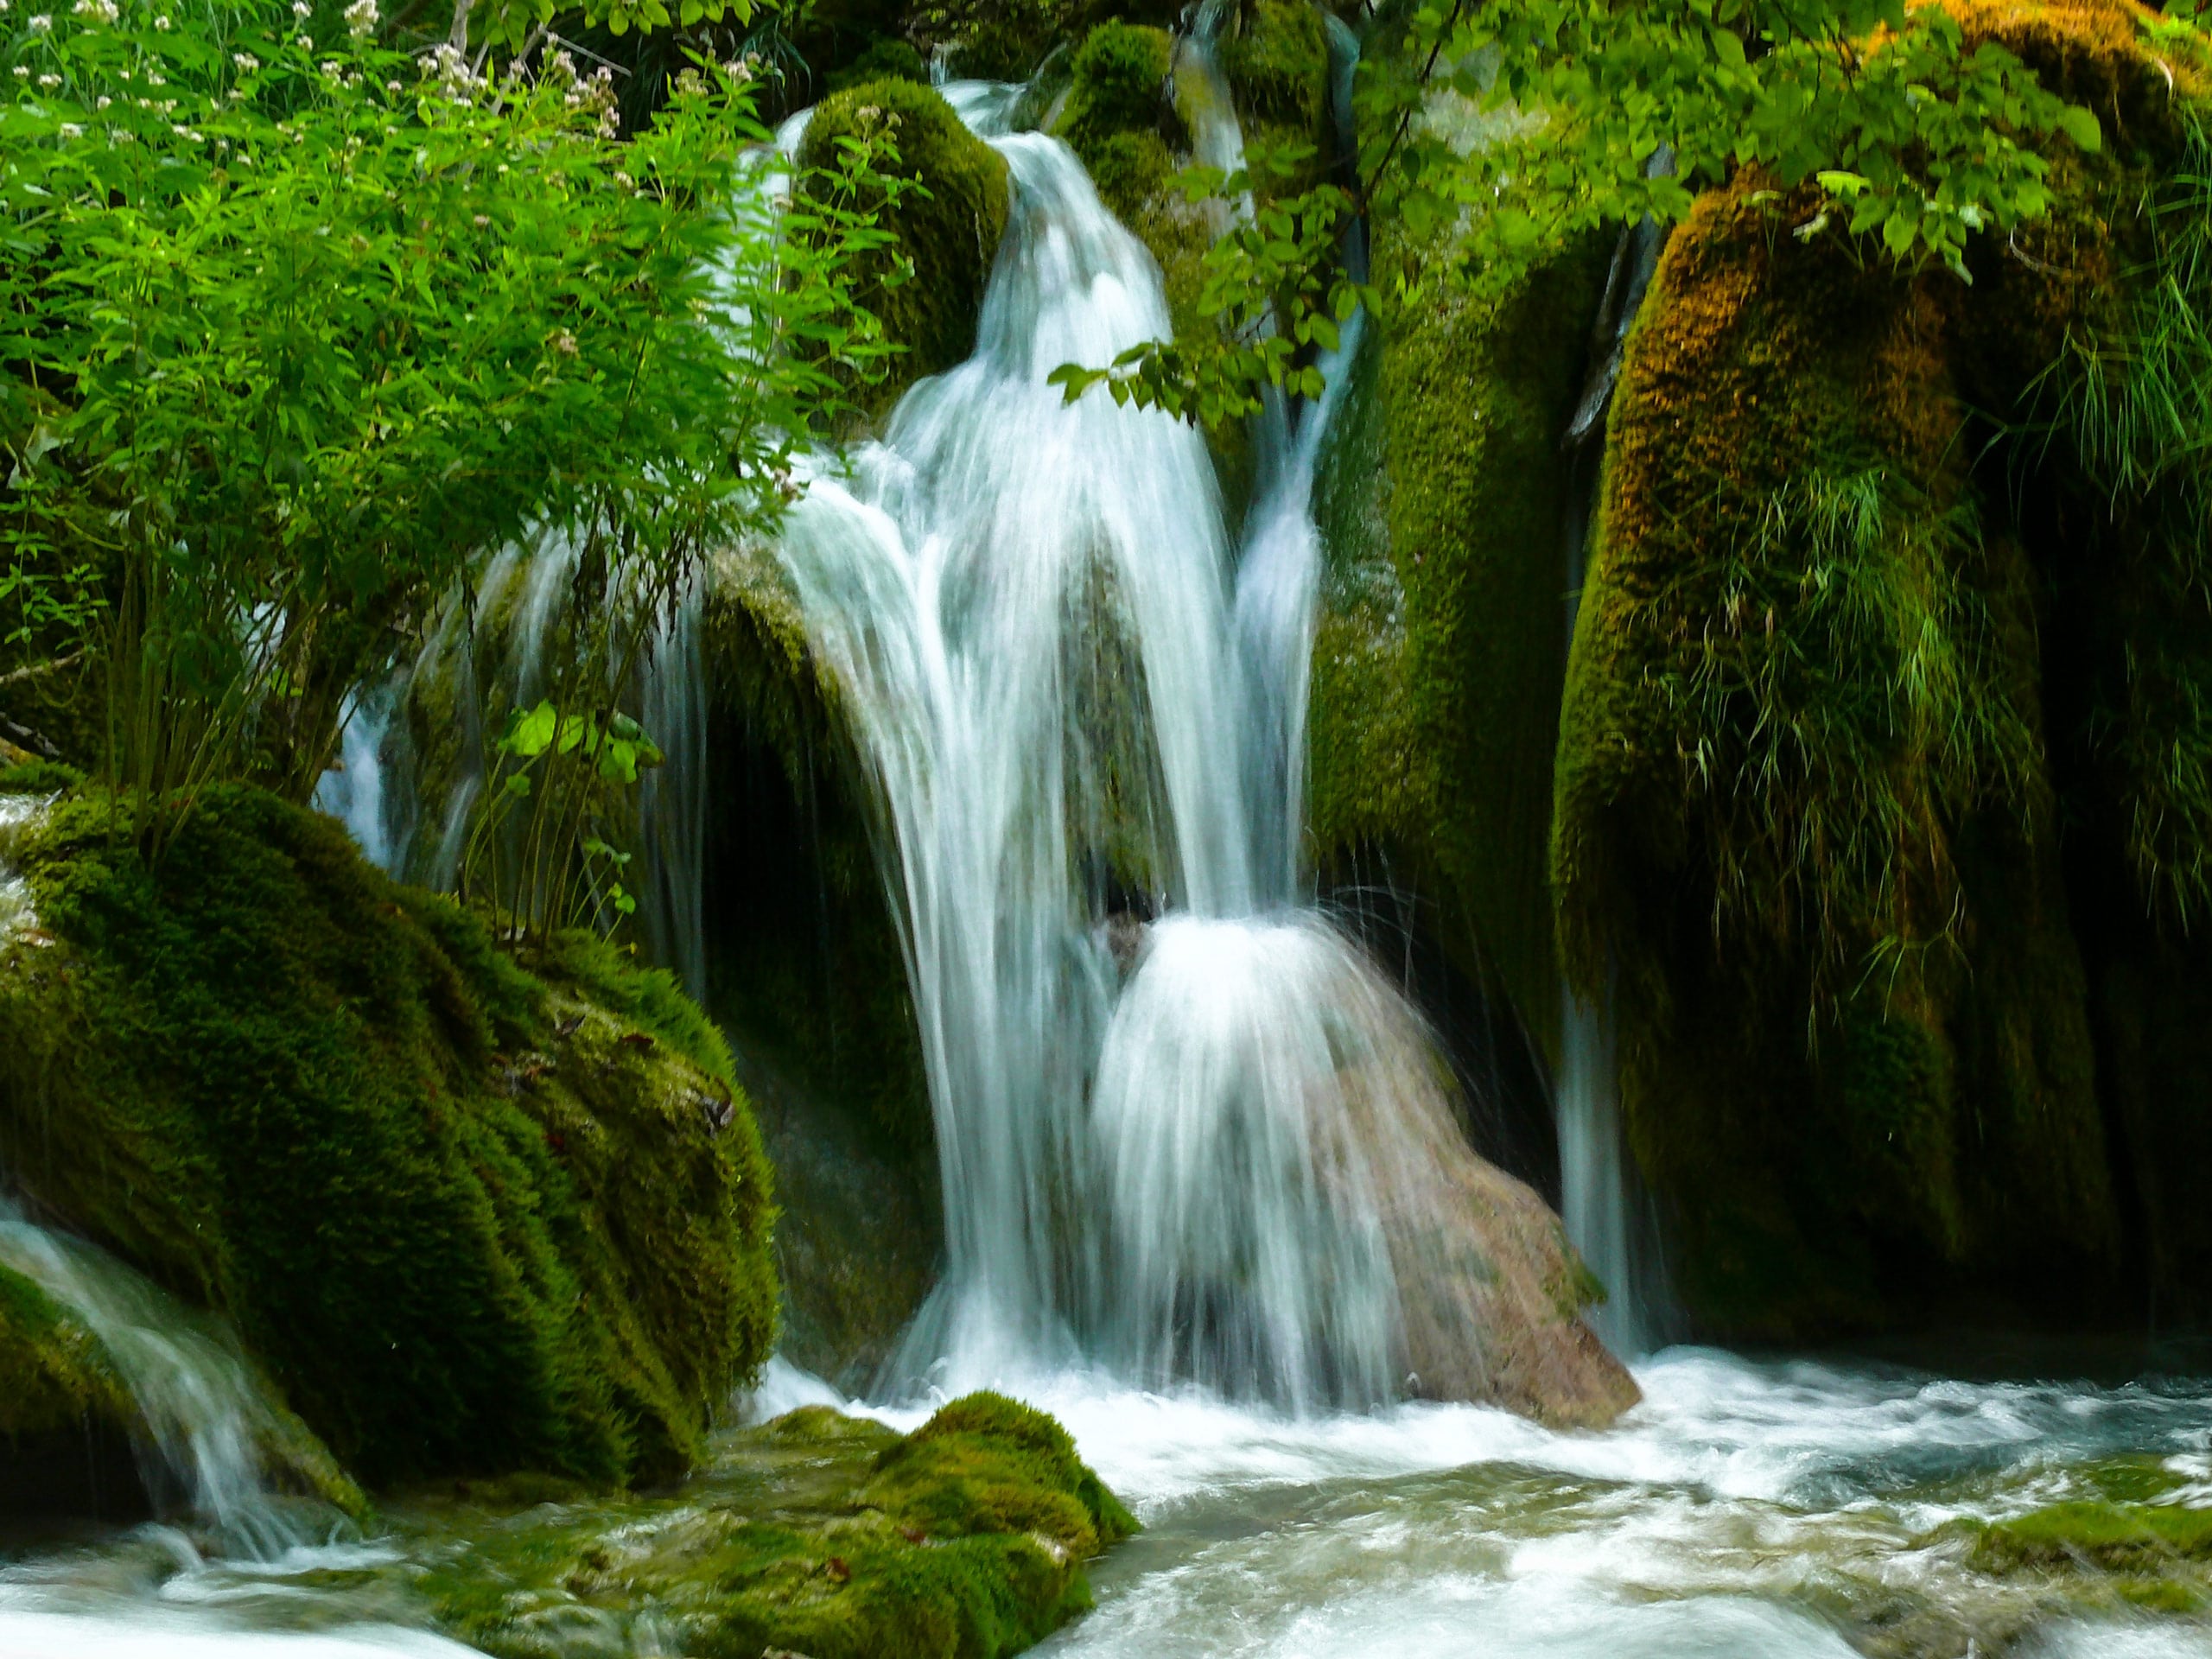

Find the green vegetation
[[1058, 0, 2129, 423], [0, 1262, 132, 1443], [1542, 0, 2212, 1334], [801, 77, 1014, 420], [0, 782, 775, 1486], [1973, 1502, 2212, 1575], [1310, 226, 1608, 1060], [421, 1394, 1137, 1659]]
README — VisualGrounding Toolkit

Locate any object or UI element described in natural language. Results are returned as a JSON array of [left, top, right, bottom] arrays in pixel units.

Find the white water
[[773, 72, 1549, 1411], [0, 1200, 316, 1558]]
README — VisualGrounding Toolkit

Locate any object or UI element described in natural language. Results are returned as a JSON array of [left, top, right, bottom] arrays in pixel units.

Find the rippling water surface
[[3, 1349, 2209, 1656]]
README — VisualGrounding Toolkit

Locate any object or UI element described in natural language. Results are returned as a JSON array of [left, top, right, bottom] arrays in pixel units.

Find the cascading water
[[1554, 200, 1676, 1357], [772, 75, 1586, 1413], [0, 1200, 316, 1558]]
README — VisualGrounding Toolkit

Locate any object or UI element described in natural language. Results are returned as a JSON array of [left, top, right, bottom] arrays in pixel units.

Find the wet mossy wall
[[699, 545, 942, 1387], [0, 782, 776, 1487], [1552, 0, 2212, 1336], [1308, 227, 1610, 1078]]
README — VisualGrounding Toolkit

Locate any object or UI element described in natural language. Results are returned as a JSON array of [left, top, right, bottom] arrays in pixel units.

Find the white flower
[[110, 125, 132, 142], [95, 92, 109, 107], [36, 71, 58, 86], [152, 10, 168, 23], [292, 0, 310, 14], [27, 10, 52, 29], [471, 212, 486, 226], [384, 79, 399, 92], [146, 70, 165, 83], [10, 64, 27, 77], [57, 120, 81, 137], [70, 0, 117, 20], [320, 58, 340, 76], [232, 50, 259, 71], [342, 0, 375, 35]]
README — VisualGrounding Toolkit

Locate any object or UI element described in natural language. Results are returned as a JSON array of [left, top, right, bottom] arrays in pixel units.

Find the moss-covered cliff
[[0, 778, 777, 1487], [1550, 0, 2212, 1335]]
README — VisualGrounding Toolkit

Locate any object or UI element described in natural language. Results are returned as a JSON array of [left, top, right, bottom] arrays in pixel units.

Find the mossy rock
[[799, 79, 1011, 422], [1971, 1502, 2212, 1576], [0, 1259, 133, 1443], [823, 33, 930, 95], [0, 783, 776, 1489], [421, 1392, 1136, 1659], [1218, 0, 1331, 206], [1548, 0, 2209, 1336]]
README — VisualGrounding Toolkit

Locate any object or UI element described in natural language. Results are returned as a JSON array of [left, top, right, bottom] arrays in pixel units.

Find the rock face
[[0, 777, 777, 1488], [1550, 0, 2209, 1335]]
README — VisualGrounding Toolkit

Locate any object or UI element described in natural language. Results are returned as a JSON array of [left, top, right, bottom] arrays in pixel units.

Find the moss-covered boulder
[[799, 79, 1012, 420], [0, 779, 777, 1488], [420, 1392, 1136, 1659], [1973, 1502, 2212, 1577], [1552, 0, 2209, 1335]]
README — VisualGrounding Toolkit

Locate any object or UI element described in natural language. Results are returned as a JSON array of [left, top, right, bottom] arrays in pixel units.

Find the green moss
[[799, 79, 1011, 422], [863, 1392, 1138, 1560], [1219, 0, 1331, 207], [0, 1260, 133, 1441], [1547, 2, 2196, 1332], [1058, 21, 1173, 156], [1307, 223, 1609, 1065], [0, 784, 775, 1488], [420, 1394, 1135, 1659], [1973, 1502, 2212, 1574], [824, 33, 930, 94]]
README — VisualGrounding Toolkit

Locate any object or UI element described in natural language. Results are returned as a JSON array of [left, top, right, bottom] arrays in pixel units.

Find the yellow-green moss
[[1218, 0, 1331, 207], [0, 783, 775, 1488], [1973, 1501, 2212, 1575], [0, 1261, 132, 1442], [421, 1393, 1136, 1659], [800, 79, 1012, 422], [1545, 0, 2204, 1335]]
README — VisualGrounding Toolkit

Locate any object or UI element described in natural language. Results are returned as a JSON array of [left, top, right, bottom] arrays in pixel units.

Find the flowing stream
[[8, 54, 2211, 1659]]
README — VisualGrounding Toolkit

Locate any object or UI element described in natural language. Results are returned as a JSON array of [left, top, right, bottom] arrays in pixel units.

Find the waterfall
[[1555, 200, 1675, 1356], [0, 1201, 317, 1556], [775, 73, 1573, 1409]]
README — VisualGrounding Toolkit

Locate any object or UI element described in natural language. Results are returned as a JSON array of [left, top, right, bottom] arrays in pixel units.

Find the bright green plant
[[1056, 0, 2108, 420], [0, 0, 899, 860]]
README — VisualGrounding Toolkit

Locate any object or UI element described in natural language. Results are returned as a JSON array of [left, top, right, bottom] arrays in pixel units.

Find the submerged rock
[[416, 1391, 1136, 1659], [0, 779, 777, 1491]]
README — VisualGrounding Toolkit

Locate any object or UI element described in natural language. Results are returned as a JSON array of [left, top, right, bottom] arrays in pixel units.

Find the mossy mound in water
[[1552, 0, 2209, 1335], [799, 79, 1011, 420], [1973, 1502, 2212, 1577], [421, 1393, 1136, 1659], [0, 778, 776, 1488]]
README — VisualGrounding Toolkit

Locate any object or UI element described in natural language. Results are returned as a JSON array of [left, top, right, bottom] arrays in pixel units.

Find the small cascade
[[635, 577, 710, 1000], [313, 682, 401, 874], [1554, 195, 1677, 1355], [0, 1199, 316, 1557], [777, 72, 1618, 1412], [0, 791, 45, 939]]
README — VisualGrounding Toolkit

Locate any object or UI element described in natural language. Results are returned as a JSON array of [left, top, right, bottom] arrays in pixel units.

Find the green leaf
[[2056, 105, 2101, 153]]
